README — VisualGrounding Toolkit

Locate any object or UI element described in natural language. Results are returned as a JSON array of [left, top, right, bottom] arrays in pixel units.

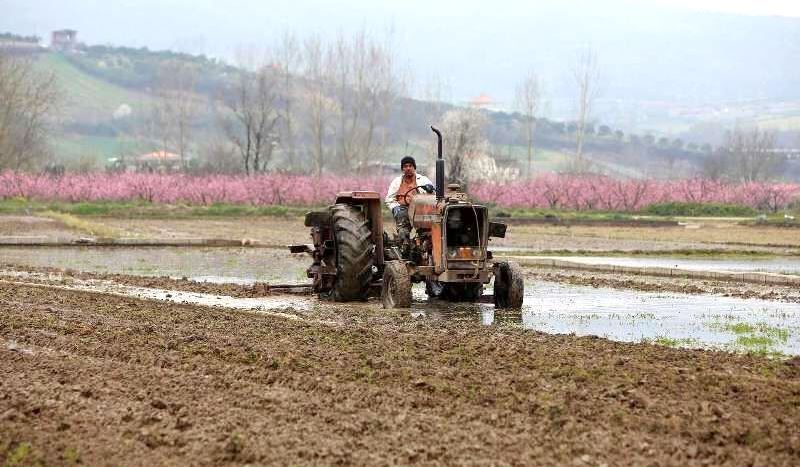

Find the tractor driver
[[385, 156, 434, 246]]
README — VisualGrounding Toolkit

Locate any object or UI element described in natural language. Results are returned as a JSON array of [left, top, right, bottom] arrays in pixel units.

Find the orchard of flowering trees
[[0, 172, 798, 212]]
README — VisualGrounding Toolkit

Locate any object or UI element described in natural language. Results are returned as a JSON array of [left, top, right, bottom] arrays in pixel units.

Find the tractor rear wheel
[[442, 283, 483, 302], [494, 261, 524, 309], [382, 261, 412, 308], [331, 203, 375, 301]]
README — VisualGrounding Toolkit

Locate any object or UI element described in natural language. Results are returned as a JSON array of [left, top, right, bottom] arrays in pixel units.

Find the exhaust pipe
[[431, 126, 444, 201]]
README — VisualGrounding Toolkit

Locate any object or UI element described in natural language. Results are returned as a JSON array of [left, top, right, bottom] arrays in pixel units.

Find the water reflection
[[409, 282, 800, 356]]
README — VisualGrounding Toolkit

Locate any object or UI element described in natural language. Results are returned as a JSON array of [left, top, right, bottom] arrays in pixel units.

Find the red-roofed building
[[469, 93, 495, 109], [136, 151, 182, 172]]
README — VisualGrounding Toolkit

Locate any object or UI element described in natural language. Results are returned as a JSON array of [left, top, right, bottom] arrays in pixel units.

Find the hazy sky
[[654, 0, 800, 17], [1, 0, 798, 116]]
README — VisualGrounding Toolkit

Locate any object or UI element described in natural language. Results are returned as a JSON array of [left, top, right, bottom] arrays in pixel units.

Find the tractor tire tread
[[382, 261, 412, 308], [494, 261, 524, 309]]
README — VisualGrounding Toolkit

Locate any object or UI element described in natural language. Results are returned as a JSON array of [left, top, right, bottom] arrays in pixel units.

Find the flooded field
[[3, 245, 800, 355], [0, 246, 308, 284], [518, 282, 800, 356], [518, 255, 800, 275]]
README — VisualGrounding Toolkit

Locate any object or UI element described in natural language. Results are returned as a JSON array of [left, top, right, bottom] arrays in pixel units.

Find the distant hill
[[13, 43, 799, 180]]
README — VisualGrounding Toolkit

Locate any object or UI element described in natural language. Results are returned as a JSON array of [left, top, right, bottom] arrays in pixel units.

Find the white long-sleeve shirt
[[385, 173, 434, 211]]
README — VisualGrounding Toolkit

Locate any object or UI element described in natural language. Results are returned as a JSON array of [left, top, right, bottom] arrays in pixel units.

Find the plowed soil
[[2, 282, 800, 465]]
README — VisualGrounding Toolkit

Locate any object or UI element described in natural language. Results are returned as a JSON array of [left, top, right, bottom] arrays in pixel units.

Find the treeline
[[2, 172, 796, 213], [1, 29, 794, 183]]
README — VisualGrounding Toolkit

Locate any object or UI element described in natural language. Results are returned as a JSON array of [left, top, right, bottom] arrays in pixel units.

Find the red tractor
[[290, 126, 524, 309]]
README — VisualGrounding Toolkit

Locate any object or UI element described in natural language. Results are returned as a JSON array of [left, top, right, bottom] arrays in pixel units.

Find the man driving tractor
[[385, 156, 434, 246]]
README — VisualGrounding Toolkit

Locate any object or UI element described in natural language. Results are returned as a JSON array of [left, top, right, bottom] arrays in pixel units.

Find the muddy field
[[3, 213, 800, 464], [3, 281, 800, 465]]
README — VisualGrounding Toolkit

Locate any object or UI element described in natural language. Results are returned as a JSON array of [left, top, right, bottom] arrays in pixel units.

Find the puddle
[[0, 246, 309, 284], [516, 255, 800, 275], [3, 247, 799, 356], [409, 281, 800, 356], [519, 282, 800, 356]]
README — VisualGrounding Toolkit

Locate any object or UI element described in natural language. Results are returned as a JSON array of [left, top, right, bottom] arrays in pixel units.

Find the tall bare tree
[[276, 31, 300, 171], [439, 108, 489, 188], [331, 29, 403, 172], [571, 47, 600, 166], [0, 52, 59, 170], [515, 71, 541, 178], [151, 60, 197, 169], [726, 126, 782, 182], [702, 126, 783, 181], [302, 35, 338, 177], [221, 61, 281, 175]]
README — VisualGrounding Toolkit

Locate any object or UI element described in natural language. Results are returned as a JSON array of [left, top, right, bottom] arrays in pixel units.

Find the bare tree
[[0, 52, 59, 170], [302, 35, 338, 177], [276, 31, 301, 171], [726, 126, 783, 182], [571, 47, 600, 165], [422, 73, 452, 126], [702, 126, 783, 181], [515, 71, 541, 177], [439, 108, 489, 188], [331, 29, 403, 172], [701, 149, 726, 180], [221, 59, 281, 175], [150, 60, 197, 169]]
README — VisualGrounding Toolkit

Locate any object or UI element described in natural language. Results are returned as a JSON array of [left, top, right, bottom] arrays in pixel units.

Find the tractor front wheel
[[382, 261, 412, 308], [494, 261, 524, 309]]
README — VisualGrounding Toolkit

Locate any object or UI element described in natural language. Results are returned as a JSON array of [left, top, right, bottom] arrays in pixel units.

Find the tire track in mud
[[0, 276, 321, 325]]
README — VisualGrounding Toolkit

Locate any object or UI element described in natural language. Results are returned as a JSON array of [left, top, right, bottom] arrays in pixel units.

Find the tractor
[[289, 126, 524, 309]]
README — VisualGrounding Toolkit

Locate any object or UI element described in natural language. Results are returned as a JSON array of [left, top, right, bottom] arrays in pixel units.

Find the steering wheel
[[397, 185, 421, 203]]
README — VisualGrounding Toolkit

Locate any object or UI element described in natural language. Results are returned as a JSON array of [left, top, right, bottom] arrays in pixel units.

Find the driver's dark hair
[[400, 156, 416, 169]]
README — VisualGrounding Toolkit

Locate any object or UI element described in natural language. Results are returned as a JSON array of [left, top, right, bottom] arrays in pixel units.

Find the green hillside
[[35, 52, 154, 123]]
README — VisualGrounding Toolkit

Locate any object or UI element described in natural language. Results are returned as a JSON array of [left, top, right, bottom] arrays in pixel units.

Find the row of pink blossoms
[[1, 172, 798, 211]]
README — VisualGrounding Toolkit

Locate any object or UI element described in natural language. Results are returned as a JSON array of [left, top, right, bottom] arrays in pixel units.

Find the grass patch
[[708, 321, 793, 357], [4, 442, 33, 466], [489, 207, 636, 222], [40, 211, 121, 237], [189, 203, 292, 217], [488, 203, 782, 221], [643, 202, 757, 217], [0, 199, 316, 219], [735, 335, 776, 348], [650, 336, 701, 348], [497, 248, 791, 258], [713, 322, 791, 343]]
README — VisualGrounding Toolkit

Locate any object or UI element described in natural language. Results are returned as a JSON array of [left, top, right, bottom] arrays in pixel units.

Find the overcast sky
[[1, 0, 798, 113], [654, 0, 800, 17]]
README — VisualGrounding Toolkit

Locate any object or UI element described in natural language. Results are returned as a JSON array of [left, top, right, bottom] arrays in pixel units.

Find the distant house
[[468, 93, 499, 110], [107, 151, 189, 173], [136, 151, 183, 172], [51, 29, 77, 52]]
